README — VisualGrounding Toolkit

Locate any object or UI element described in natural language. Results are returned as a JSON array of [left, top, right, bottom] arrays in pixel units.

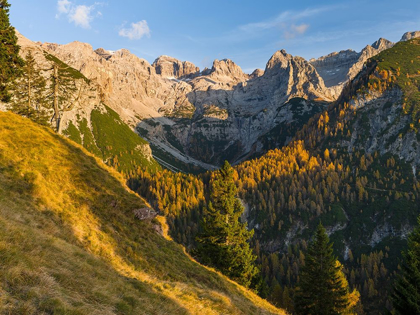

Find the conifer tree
[[196, 161, 258, 287], [45, 55, 94, 131], [9, 50, 49, 125], [0, 0, 24, 101], [392, 217, 420, 314], [295, 223, 352, 314], [49, 63, 78, 131], [335, 260, 361, 314]]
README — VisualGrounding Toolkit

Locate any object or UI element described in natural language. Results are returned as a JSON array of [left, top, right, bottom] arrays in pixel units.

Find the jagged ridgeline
[[0, 112, 285, 315], [14, 28, 395, 173], [131, 38, 420, 314]]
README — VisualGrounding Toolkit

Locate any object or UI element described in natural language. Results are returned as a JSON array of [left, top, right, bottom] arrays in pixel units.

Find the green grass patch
[[44, 52, 90, 83], [90, 105, 161, 174]]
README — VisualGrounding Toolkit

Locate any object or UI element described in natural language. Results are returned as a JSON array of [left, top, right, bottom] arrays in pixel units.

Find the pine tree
[[0, 0, 24, 102], [196, 161, 258, 287], [9, 50, 49, 125], [335, 260, 361, 314], [295, 223, 351, 314], [392, 217, 420, 314], [47, 60, 92, 131], [49, 63, 77, 131]]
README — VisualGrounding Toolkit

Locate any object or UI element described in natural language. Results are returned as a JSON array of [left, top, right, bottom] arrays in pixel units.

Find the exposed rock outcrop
[[208, 59, 249, 83], [133, 207, 158, 221], [310, 38, 394, 97], [250, 68, 264, 79], [401, 31, 420, 41], [310, 50, 360, 87], [152, 55, 199, 79]]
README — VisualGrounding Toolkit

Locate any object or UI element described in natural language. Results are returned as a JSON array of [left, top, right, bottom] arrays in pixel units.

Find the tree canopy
[[9, 50, 49, 125], [295, 223, 356, 314], [392, 217, 420, 314], [196, 161, 258, 287], [0, 0, 24, 101]]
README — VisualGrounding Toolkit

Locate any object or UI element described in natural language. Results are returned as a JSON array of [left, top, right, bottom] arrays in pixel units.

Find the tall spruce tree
[[295, 223, 352, 315], [392, 217, 420, 314], [47, 60, 93, 131], [49, 63, 77, 131], [0, 0, 23, 102], [196, 161, 258, 287], [9, 50, 49, 125]]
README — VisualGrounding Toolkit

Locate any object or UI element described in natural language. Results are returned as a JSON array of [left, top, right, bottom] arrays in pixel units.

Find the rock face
[[310, 50, 360, 87], [133, 207, 158, 221], [94, 48, 114, 60], [15, 31, 401, 170], [250, 69, 264, 79], [152, 55, 199, 79], [401, 31, 420, 41], [310, 38, 394, 97], [208, 59, 249, 83], [343, 87, 420, 167]]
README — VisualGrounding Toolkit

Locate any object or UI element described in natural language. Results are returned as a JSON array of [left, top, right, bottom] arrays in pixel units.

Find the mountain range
[[4, 26, 420, 314], [15, 30, 418, 173]]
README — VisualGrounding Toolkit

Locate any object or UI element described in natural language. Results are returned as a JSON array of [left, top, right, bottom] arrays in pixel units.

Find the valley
[[2, 0, 420, 313]]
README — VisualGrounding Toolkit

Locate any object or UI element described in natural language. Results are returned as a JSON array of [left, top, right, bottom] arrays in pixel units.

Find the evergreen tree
[[392, 217, 420, 314], [295, 223, 352, 314], [196, 161, 258, 287], [9, 50, 49, 125], [47, 60, 92, 131], [335, 260, 361, 315], [0, 0, 24, 102], [49, 63, 77, 131]]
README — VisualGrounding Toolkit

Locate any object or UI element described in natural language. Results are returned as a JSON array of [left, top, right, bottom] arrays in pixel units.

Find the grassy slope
[[63, 105, 161, 174], [0, 112, 284, 315]]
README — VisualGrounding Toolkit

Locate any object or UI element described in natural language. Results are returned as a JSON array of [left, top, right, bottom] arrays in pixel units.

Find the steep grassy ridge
[[0, 112, 284, 315], [63, 105, 161, 174]]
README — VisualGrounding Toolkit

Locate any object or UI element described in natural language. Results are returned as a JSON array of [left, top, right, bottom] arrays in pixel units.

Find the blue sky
[[10, 0, 420, 73]]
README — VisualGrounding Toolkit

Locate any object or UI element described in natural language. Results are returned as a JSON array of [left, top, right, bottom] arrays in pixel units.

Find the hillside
[[0, 112, 285, 315], [131, 38, 420, 314], [11, 32, 160, 177], [62, 104, 161, 174]]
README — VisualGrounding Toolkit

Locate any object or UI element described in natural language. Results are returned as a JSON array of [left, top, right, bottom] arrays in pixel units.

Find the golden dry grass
[[0, 112, 285, 315]]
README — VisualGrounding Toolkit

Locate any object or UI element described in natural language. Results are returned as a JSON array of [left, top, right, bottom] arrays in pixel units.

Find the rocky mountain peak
[[208, 58, 248, 82], [401, 31, 420, 41], [265, 49, 292, 70], [371, 37, 393, 50], [152, 55, 199, 79], [310, 37, 393, 96], [311, 49, 358, 63], [250, 68, 264, 79], [112, 48, 133, 58]]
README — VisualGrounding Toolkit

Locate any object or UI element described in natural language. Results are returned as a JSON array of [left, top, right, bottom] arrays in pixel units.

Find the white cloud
[[292, 24, 309, 34], [238, 6, 337, 34], [119, 21, 151, 40], [56, 1, 102, 29], [284, 24, 310, 39], [217, 5, 342, 44], [56, 0, 72, 17], [69, 5, 94, 29]]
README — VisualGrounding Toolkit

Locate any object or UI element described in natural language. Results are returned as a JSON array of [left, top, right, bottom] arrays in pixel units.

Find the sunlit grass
[[0, 112, 285, 314]]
